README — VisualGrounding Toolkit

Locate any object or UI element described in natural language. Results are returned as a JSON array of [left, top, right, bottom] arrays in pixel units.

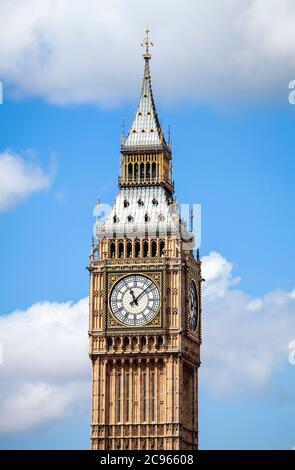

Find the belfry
[[88, 29, 201, 451]]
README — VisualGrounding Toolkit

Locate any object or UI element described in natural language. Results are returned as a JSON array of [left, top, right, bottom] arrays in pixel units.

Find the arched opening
[[140, 162, 144, 181], [151, 239, 157, 257], [118, 240, 124, 258], [135, 239, 140, 257], [131, 336, 138, 350], [123, 337, 130, 349], [148, 336, 155, 350], [126, 240, 132, 257], [114, 337, 121, 351], [107, 337, 113, 349], [134, 162, 138, 180], [157, 336, 163, 349], [152, 161, 157, 180], [110, 240, 115, 258], [143, 239, 149, 257], [146, 162, 150, 180], [145, 213, 150, 223], [160, 239, 165, 256], [140, 336, 146, 348], [128, 162, 133, 181]]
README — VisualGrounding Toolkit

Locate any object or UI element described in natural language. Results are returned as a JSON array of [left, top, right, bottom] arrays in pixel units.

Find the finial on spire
[[121, 118, 125, 144], [90, 236, 95, 262], [141, 26, 153, 60], [189, 207, 194, 233]]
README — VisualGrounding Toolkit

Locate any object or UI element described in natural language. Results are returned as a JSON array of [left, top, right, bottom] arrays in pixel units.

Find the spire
[[123, 28, 167, 150], [89, 236, 95, 262]]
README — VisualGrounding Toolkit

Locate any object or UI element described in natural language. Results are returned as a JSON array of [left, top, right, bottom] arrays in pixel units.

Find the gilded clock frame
[[106, 269, 164, 330], [185, 260, 201, 342]]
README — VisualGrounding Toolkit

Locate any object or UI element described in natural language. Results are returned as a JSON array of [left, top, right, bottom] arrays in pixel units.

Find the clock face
[[189, 280, 199, 332], [110, 274, 160, 326]]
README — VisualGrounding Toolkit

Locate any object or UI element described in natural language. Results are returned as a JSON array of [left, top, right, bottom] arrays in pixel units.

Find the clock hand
[[133, 285, 151, 304], [129, 289, 138, 306]]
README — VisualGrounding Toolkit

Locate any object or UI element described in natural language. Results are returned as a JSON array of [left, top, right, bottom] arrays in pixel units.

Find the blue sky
[[1, 0, 295, 450]]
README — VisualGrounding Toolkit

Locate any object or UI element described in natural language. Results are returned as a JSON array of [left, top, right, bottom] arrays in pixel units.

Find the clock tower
[[88, 29, 201, 451]]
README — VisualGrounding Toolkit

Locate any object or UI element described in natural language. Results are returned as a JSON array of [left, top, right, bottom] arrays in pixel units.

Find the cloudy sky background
[[0, 0, 295, 449]]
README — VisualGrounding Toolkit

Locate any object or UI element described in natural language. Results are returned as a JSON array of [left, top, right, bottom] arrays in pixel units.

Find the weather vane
[[141, 26, 153, 60]]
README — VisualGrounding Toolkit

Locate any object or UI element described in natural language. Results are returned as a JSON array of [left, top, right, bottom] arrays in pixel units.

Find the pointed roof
[[122, 29, 168, 151]]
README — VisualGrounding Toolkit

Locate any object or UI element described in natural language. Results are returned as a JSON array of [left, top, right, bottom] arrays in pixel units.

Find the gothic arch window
[[113, 215, 119, 223], [145, 213, 150, 223], [151, 239, 157, 257], [160, 239, 165, 256], [140, 336, 146, 348], [118, 240, 124, 258], [140, 162, 144, 180], [126, 239, 132, 257], [134, 162, 138, 180], [148, 336, 155, 350], [138, 198, 144, 207], [123, 336, 130, 349], [124, 199, 129, 208], [157, 336, 163, 349], [131, 336, 138, 350], [143, 239, 149, 257], [107, 337, 113, 349], [128, 163, 133, 181], [135, 239, 140, 258], [152, 198, 158, 206], [127, 215, 134, 223], [114, 337, 121, 350], [146, 162, 150, 179], [110, 240, 115, 258], [152, 161, 157, 179]]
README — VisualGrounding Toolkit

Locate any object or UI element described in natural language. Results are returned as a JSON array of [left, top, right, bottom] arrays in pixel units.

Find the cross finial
[[141, 26, 153, 60]]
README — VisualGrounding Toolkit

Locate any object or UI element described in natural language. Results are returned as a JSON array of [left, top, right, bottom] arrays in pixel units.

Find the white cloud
[[0, 381, 88, 434], [0, 150, 52, 211], [202, 252, 295, 396], [0, 297, 90, 434], [0, 251, 295, 434], [0, 0, 295, 106]]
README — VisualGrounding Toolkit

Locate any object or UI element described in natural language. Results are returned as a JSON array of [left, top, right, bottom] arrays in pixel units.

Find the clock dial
[[110, 274, 160, 326], [189, 280, 199, 332]]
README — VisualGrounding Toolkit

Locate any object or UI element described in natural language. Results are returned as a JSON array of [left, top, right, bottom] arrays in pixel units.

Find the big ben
[[88, 29, 201, 451]]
